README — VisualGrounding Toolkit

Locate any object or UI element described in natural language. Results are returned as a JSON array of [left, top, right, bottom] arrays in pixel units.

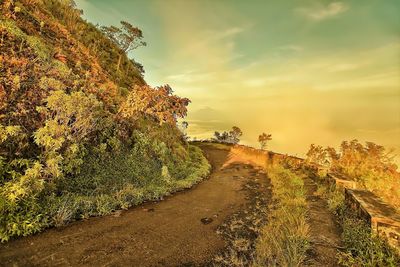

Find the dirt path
[[0, 143, 271, 267], [303, 176, 342, 266]]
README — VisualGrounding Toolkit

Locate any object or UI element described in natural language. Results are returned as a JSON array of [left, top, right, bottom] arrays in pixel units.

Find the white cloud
[[297, 2, 349, 21], [166, 71, 215, 83], [219, 27, 245, 38]]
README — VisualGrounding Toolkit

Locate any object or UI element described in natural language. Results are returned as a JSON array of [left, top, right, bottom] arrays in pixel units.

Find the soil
[[303, 176, 342, 266], [212, 164, 272, 266], [0, 143, 271, 267]]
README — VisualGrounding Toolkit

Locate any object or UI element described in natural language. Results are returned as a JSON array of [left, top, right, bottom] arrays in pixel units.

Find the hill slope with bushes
[[0, 0, 210, 242]]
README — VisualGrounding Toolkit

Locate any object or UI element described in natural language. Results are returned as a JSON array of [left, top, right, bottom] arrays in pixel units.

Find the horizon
[[76, 0, 400, 159]]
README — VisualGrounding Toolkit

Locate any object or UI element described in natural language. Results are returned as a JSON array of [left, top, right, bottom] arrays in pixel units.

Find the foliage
[[306, 140, 400, 210], [101, 20, 146, 72], [338, 214, 400, 267], [258, 132, 272, 150], [0, 162, 46, 242], [306, 144, 331, 166], [101, 21, 146, 53], [253, 166, 310, 267], [34, 90, 104, 179], [119, 84, 190, 125], [0, 0, 210, 242], [213, 126, 243, 144]]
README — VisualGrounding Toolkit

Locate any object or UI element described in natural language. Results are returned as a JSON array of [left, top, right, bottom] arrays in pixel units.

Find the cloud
[[297, 2, 349, 21], [219, 27, 246, 39], [278, 45, 304, 52], [166, 71, 215, 83]]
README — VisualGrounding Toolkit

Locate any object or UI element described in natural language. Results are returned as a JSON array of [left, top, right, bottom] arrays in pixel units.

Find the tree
[[229, 126, 242, 144], [213, 127, 242, 144], [101, 21, 146, 72], [305, 144, 328, 166], [258, 133, 272, 150]]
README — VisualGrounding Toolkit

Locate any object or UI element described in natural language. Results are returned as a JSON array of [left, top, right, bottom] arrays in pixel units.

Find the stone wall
[[345, 189, 400, 251]]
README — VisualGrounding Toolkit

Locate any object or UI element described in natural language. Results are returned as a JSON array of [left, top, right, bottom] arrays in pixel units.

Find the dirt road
[[0, 143, 271, 267]]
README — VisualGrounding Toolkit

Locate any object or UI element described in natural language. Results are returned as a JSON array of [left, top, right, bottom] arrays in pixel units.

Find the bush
[[338, 211, 400, 267], [0, 162, 47, 242]]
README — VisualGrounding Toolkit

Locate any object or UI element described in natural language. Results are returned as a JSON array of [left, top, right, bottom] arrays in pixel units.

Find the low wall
[[345, 189, 400, 251], [326, 173, 358, 190], [224, 144, 303, 169], [309, 165, 399, 251]]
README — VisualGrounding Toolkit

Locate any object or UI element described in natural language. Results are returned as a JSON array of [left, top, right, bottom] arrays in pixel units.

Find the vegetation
[[253, 166, 310, 267], [0, 0, 210, 242], [314, 177, 400, 266], [258, 133, 272, 150], [306, 140, 400, 210], [213, 126, 243, 144], [101, 20, 146, 72]]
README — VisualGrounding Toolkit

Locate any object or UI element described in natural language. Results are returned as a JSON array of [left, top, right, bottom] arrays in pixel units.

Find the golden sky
[[77, 0, 400, 158]]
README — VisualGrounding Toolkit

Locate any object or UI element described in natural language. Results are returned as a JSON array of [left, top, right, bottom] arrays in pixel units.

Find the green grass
[[0, 144, 210, 242]]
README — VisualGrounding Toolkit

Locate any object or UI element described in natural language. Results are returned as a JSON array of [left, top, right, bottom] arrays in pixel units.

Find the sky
[[76, 0, 400, 158]]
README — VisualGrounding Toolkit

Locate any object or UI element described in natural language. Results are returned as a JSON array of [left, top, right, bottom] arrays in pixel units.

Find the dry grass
[[252, 167, 310, 267]]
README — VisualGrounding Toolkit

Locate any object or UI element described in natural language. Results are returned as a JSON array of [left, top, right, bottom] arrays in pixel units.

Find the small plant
[[51, 198, 76, 227]]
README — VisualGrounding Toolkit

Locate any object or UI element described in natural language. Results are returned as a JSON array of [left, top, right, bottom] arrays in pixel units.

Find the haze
[[76, 0, 400, 158]]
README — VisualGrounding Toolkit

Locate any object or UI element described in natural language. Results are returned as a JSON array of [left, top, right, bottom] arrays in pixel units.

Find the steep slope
[[0, 0, 210, 242]]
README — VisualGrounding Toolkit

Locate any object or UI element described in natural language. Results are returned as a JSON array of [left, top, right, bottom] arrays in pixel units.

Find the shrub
[[0, 162, 46, 242], [338, 211, 400, 266]]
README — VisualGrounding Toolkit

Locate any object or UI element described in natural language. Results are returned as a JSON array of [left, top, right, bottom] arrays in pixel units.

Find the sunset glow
[[77, 0, 400, 157]]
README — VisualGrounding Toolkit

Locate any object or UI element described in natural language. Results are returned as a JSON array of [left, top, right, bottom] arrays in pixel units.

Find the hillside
[[0, 0, 210, 242]]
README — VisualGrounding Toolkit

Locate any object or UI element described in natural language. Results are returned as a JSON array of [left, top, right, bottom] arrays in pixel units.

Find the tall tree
[[101, 21, 146, 71]]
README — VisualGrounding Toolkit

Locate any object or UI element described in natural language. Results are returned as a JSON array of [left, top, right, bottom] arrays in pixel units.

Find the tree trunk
[[117, 53, 122, 72]]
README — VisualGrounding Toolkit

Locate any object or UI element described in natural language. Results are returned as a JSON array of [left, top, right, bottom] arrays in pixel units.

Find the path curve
[[0, 143, 268, 267]]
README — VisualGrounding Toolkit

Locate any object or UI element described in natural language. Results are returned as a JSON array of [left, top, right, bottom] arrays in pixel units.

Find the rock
[[201, 217, 213, 224], [113, 210, 123, 217], [143, 208, 155, 212]]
